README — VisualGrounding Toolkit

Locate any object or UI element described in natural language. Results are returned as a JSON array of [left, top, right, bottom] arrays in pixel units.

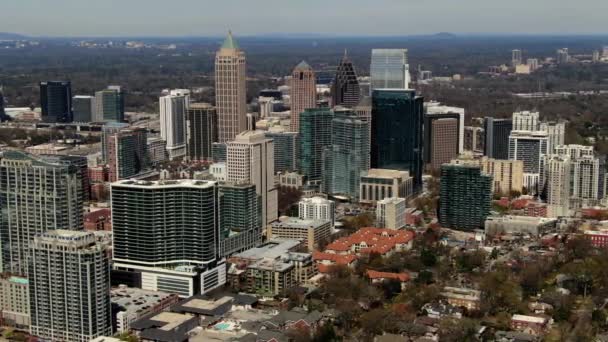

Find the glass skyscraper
[[40, 81, 72, 123], [331, 53, 360, 108], [371, 89, 424, 191], [484, 117, 513, 160], [370, 49, 410, 93], [299, 108, 334, 183]]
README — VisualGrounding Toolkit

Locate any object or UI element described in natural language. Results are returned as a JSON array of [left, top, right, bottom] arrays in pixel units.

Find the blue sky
[[2, 0, 607, 37]]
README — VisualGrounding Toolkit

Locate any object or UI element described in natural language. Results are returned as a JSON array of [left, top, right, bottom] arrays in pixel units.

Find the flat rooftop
[[362, 168, 411, 179], [233, 239, 301, 260], [151, 312, 192, 331], [112, 179, 217, 189], [272, 217, 330, 230], [111, 286, 176, 315]]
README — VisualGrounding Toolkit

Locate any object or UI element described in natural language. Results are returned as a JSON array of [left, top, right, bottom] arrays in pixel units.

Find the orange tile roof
[[325, 227, 415, 255], [366, 270, 410, 282], [312, 251, 357, 265]]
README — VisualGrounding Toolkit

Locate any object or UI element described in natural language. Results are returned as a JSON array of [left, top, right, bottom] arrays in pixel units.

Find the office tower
[[376, 197, 406, 229], [557, 48, 570, 64], [331, 52, 360, 108], [111, 180, 225, 296], [219, 182, 262, 255], [425, 103, 465, 154], [265, 129, 299, 173], [101, 122, 129, 163], [370, 49, 410, 92], [322, 108, 370, 198], [227, 131, 278, 225], [544, 155, 572, 217], [290, 61, 316, 131], [508, 130, 548, 193], [359, 169, 414, 204], [106, 128, 149, 182], [186, 103, 217, 162], [527, 58, 539, 71], [512, 111, 540, 131], [298, 197, 336, 226], [94, 86, 124, 122], [216, 31, 247, 143], [439, 163, 492, 231], [540, 121, 566, 154], [0, 87, 6, 120], [40, 81, 72, 123], [299, 108, 334, 182], [160, 92, 188, 160], [371, 89, 424, 191], [29, 230, 111, 341], [464, 126, 485, 153], [212, 142, 227, 162], [0, 151, 83, 275], [511, 49, 523, 66], [427, 118, 458, 170], [72, 95, 95, 122], [484, 117, 513, 159]]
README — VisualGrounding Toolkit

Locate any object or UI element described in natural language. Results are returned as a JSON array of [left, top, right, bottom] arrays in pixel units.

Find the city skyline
[[2, 0, 608, 37]]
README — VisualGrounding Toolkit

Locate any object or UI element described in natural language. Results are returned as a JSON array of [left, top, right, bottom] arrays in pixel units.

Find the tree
[[438, 317, 479, 342], [420, 249, 437, 267], [479, 268, 522, 314], [277, 186, 302, 215]]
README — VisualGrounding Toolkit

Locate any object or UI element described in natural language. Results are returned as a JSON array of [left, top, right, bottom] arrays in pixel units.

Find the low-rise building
[[366, 270, 410, 289], [210, 162, 226, 181], [360, 169, 414, 204], [485, 215, 557, 236], [312, 252, 358, 273], [584, 230, 608, 248], [84, 208, 112, 231], [278, 171, 305, 189], [324, 227, 415, 256], [131, 312, 198, 342], [511, 314, 551, 336], [268, 218, 332, 252], [0, 276, 29, 330], [441, 287, 482, 311], [111, 285, 180, 333]]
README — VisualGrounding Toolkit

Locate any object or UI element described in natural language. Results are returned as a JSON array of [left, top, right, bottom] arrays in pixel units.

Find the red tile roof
[[325, 227, 414, 255], [366, 270, 410, 282], [312, 251, 357, 265]]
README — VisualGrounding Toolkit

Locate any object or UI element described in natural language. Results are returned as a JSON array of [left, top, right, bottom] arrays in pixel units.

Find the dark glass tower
[[331, 52, 360, 108], [299, 108, 334, 183], [371, 89, 424, 191], [187, 103, 218, 162], [40, 81, 73, 123], [0, 87, 10, 122], [439, 164, 492, 231], [484, 117, 513, 160]]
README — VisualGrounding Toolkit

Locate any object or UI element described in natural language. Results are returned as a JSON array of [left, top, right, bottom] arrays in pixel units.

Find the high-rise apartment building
[[227, 131, 278, 225], [0, 275, 30, 330], [439, 163, 492, 231], [512, 49, 523, 66], [29, 230, 111, 341], [376, 197, 406, 230], [40, 81, 72, 123], [484, 117, 513, 160], [512, 111, 540, 131], [370, 49, 410, 92], [290, 61, 316, 132], [0, 151, 83, 275], [557, 48, 570, 64], [299, 108, 334, 183], [544, 154, 572, 217], [371, 89, 424, 191], [298, 197, 335, 226], [106, 128, 149, 182], [72, 95, 95, 122], [101, 122, 129, 163], [219, 182, 262, 256], [508, 130, 548, 193], [186, 103, 217, 162], [95, 86, 124, 122], [464, 126, 485, 153], [265, 129, 299, 173], [322, 108, 370, 198], [540, 121, 566, 154], [160, 91, 188, 160], [216, 31, 247, 143], [331, 52, 360, 108], [479, 157, 524, 195], [111, 180, 225, 297]]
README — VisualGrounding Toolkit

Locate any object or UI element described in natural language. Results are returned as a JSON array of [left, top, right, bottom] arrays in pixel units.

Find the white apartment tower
[[298, 197, 336, 226], [159, 90, 189, 160], [376, 197, 406, 229], [512, 111, 540, 131], [544, 155, 572, 217], [540, 121, 566, 154], [215, 31, 247, 143], [227, 131, 278, 225]]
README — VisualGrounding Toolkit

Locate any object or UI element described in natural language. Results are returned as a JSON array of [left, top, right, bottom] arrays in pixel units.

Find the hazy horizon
[[2, 0, 607, 37]]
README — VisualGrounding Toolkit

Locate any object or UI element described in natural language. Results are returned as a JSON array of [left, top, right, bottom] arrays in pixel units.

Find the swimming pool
[[214, 322, 232, 331]]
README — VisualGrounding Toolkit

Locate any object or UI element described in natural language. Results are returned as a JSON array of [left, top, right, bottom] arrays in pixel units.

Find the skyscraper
[[290, 61, 316, 132], [484, 117, 513, 160], [540, 121, 566, 154], [299, 108, 334, 183], [428, 118, 459, 170], [106, 128, 149, 182], [0, 87, 6, 121], [111, 179, 225, 297], [186, 103, 217, 162], [371, 89, 424, 191], [72, 95, 95, 122], [40, 81, 72, 123], [322, 108, 370, 198], [370, 49, 410, 92], [101, 122, 130, 163], [265, 129, 299, 173], [439, 163, 492, 231], [508, 130, 548, 193], [331, 52, 360, 108], [160, 91, 188, 160], [227, 131, 278, 225], [512, 111, 539, 131], [557, 48, 570, 64], [0, 151, 83, 275], [216, 31, 247, 143], [425, 103, 465, 154], [29, 230, 111, 341], [512, 49, 523, 66], [219, 182, 262, 256], [94, 86, 124, 122], [544, 154, 572, 217]]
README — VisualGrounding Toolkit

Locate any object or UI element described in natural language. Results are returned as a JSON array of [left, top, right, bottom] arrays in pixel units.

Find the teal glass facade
[[299, 108, 333, 182]]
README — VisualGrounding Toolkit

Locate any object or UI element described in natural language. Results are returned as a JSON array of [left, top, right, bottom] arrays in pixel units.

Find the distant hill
[[432, 32, 457, 39], [0, 32, 29, 40]]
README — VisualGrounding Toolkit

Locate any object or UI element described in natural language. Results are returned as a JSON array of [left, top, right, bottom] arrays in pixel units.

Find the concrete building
[[441, 287, 482, 311], [111, 180, 226, 297], [484, 117, 512, 160], [425, 102, 465, 155], [376, 197, 406, 229], [428, 117, 459, 170], [147, 136, 168, 165], [360, 169, 414, 204], [298, 197, 335, 226], [72, 95, 95, 122], [227, 131, 278, 225], [186, 103, 217, 162], [94, 86, 124, 122], [544, 154, 572, 217], [268, 218, 332, 252], [464, 126, 485, 153], [279, 171, 306, 189], [265, 129, 299, 173], [540, 121, 566, 154], [290, 61, 316, 132], [210, 162, 227, 181], [370, 49, 410, 92], [111, 285, 180, 333], [29, 230, 112, 342], [106, 128, 149, 182], [0, 276, 29, 330], [216, 31, 247, 143], [479, 157, 524, 195], [0, 151, 83, 275], [160, 91, 188, 160], [485, 215, 557, 236], [508, 130, 548, 193], [512, 49, 523, 67], [512, 111, 540, 131]]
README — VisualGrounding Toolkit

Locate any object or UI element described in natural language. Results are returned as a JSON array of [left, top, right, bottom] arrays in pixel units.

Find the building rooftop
[[362, 168, 411, 179], [272, 217, 330, 230], [325, 227, 415, 255], [112, 179, 217, 189], [486, 215, 557, 225], [249, 258, 294, 272], [232, 239, 301, 261], [221, 31, 239, 50], [111, 286, 177, 317], [512, 314, 548, 324]]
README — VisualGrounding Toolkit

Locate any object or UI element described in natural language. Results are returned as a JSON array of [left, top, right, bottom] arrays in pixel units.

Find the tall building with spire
[[331, 52, 360, 108], [215, 31, 247, 143], [290, 61, 316, 131]]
